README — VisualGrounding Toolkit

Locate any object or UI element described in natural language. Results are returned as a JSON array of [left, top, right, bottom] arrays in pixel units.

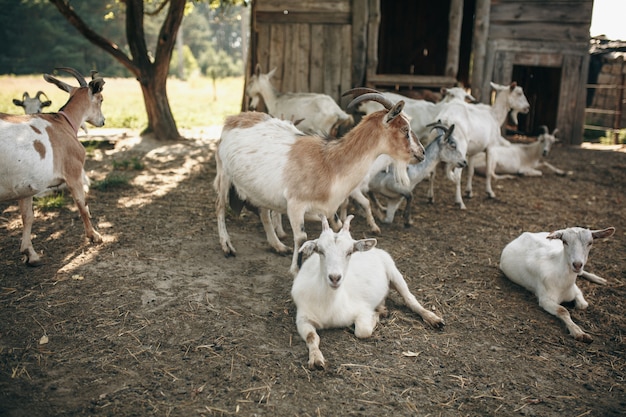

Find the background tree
[[45, 0, 246, 141]]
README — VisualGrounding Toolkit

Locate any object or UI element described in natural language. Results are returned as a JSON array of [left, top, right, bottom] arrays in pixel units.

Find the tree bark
[[49, 0, 185, 141]]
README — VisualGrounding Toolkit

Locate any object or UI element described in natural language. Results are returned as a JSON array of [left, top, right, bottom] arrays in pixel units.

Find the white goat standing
[[0, 67, 105, 266], [12, 91, 52, 114], [291, 215, 444, 369], [500, 226, 615, 342], [471, 125, 566, 179], [215, 90, 424, 276], [245, 65, 353, 137]]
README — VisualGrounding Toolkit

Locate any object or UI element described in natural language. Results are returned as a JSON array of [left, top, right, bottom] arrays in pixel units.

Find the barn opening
[[373, 0, 476, 94], [511, 65, 561, 136]]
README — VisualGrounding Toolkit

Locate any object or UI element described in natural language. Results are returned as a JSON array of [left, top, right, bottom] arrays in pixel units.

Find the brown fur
[[223, 112, 271, 131], [33, 140, 46, 159], [284, 112, 412, 203]]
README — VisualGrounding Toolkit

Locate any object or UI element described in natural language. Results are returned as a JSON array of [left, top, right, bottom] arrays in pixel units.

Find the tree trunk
[[49, 0, 186, 141]]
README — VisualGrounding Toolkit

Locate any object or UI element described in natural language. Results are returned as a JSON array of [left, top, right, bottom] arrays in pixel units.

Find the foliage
[[34, 193, 68, 211], [92, 173, 131, 191]]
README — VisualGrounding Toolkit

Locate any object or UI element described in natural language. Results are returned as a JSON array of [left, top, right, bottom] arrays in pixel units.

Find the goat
[[470, 126, 566, 179], [214, 89, 424, 276], [367, 123, 467, 227], [245, 65, 353, 137], [0, 67, 105, 266], [427, 82, 530, 207], [500, 226, 615, 342], [291, 215, 444, 369], [357, 87, 475, 143], [13, 91, 52, 114]]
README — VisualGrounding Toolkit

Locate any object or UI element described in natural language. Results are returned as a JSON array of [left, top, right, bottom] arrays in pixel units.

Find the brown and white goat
[[13, 91, 52, 115], [214, 90, 424, 276], [0, 67, 105, 266]]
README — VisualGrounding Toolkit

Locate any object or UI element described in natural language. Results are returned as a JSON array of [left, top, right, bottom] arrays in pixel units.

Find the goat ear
[[385, 101, 404, 124], [255, 63, 261, 76], [89, 78, 105, 94], [546, 230, 563, 240], [42, 100, 52, 107], [510, 81, 517, 90], [592, 227, 615, 240], [44, 74, 73, 93], [12, 99, 24, 107], [267, 67, 277, 78], [353, 238, 377, 253], [298, 240, 318, 257]]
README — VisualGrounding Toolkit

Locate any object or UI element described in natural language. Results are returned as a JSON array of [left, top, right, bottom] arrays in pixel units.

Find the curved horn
[[55, 67, 87, 87], [22, 92, 30, 100], [347, 93, 395, 113], [340, 215, 354, 233], [320, 215, 331, 232], [539, 125, 548, 134]]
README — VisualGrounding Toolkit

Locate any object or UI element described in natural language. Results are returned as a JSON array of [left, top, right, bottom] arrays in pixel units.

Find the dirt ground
[[1, 127, 625, 417]]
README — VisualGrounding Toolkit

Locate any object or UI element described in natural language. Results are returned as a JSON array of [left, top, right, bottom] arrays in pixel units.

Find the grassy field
[[0, 74, 244, 129]]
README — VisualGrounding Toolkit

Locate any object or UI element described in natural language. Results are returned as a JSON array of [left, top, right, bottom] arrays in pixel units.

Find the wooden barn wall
[[250, 0, 363, 105], [482, 0, 593, 144]]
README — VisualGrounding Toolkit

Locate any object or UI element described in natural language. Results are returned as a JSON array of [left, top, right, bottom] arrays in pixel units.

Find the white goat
[[13, 91, 52, 114], [214, 90, 424, 276], [357, 87, 475, 143], [367, 123, 468, 227], [500, 226, 615, 342], [0, 67, 105, 266], [471, 126, 566, 179], [291, 215, 444, 369], [246, 65, 353, 137], [430, 82, 530, 209]]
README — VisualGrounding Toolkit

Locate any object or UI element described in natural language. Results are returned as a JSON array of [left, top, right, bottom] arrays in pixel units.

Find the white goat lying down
[[500, 226, 615, 342], [215, 89, 424, 275], [291, 215, 445, 369], [0, 67, 105, 266], [246, 65, 353, 137], [470, 126, 566, 179]]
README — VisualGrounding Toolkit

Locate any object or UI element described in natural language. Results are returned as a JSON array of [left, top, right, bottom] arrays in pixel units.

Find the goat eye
[[562, 240, 568, 246]]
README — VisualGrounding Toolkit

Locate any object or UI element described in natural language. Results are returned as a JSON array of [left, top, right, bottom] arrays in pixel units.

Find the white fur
[[214, 93, 424, 276], [291, 215, 444, 369], [500, 226, 615, 342], [246, 65, 353, 136], [0, 68, 105, 265]]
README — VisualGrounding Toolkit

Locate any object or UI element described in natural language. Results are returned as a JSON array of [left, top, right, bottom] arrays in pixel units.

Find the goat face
[[538, 127, 559, 157], [547, 227, 615, 274], [299, 216, 376, 289], [246, 65, 277, 111], [84, 79, 106, 127], [507, 83, 530, 125], [438, 125, 467, 168]]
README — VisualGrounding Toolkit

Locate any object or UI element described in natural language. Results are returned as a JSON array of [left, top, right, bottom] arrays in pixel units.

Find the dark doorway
[[376, 0, 475, 86], [511, 66, 561, 135]]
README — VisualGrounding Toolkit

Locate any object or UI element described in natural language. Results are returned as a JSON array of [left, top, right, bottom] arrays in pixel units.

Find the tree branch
[[48, 0, 138, 76]]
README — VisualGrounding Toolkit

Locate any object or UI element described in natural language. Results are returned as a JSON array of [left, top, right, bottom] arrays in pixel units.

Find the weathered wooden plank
[[310, 24, 325, 93], [489, 22, 590, 43], [296, 24, 310, 92], [340, 24, 352, 96], [256, 11, 350, 25], [282, 24, 298, 92], [492, 50, 514, 85], [323, 25, 343, 99], [560, 54, 588, 144], [351, 0, 368, 87], [268, 24, 286, 90], [255, 23, 272, 74], [365, 0, 380, 86], [257, 0, 351, 13], [490, 2, 593, 23], [446, 0, 463, 78], [471, 0, 491, 101], [367, 74, 457, 88], [513, 52, 563, 67]]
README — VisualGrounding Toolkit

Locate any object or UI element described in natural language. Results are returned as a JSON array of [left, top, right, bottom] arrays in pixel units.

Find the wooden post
[[471, 0, 490, 101], [446, 0, 463, 79]]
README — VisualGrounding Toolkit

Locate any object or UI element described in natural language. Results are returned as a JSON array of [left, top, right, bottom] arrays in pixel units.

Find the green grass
[[92, 173, 131, 191], [0, 74, 244, 129], [34, 193, 68, 210]]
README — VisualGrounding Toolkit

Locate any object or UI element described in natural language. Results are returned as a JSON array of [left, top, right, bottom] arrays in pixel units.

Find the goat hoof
[[26, 259, 43, 267], [576, 333, 593, 343]]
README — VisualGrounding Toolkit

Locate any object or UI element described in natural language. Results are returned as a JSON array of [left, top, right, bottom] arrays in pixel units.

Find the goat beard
[[509, 110, 520, 126], [391, 160, 410, 187]]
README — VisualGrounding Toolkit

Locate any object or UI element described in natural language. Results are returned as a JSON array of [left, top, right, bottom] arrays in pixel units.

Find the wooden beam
[[471, 0, 491, 102], [446, 0, 463, 79], [256, 11, 350, 25], [367, 74, 457, 88]]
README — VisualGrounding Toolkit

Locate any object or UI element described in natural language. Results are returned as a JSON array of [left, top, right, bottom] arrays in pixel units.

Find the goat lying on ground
[[500, 226, 615, 342], [0, 67, 105, 266], [291, 215, 444, 369], [470, 126, 566, 179], [215, 89, 424, 275], [13, 91, 52, 114], [246, 65, 353, 137]]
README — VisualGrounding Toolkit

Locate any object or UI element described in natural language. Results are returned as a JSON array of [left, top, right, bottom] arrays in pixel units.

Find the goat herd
[[0, 67, 616, 370]]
